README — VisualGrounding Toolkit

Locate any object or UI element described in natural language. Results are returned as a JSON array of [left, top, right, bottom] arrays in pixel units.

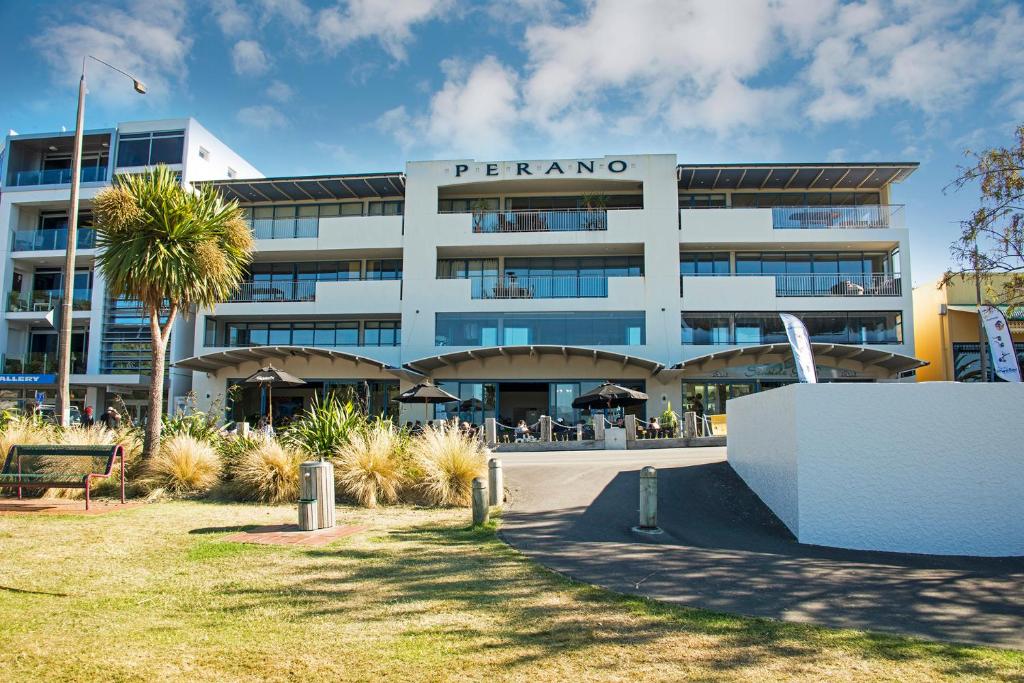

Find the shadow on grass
[[211, 518, 1021, 678], [0, 584, 69, 597]]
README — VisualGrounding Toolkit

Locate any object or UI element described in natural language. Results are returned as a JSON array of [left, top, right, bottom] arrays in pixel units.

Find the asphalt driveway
[[499, 447, 1024, 649]]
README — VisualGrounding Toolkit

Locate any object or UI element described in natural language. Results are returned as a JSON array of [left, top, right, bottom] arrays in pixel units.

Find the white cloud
[[32, 0, 190, 105], [315, 0, 455, 61], [210, 0, 252, 36], [232, 40, 271, 76], [265, 79, 294, 103], [237, 104, 288, 129]]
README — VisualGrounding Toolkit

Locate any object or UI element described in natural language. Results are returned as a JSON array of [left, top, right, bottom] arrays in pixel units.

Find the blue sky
[[2, 0, 1023, 286]]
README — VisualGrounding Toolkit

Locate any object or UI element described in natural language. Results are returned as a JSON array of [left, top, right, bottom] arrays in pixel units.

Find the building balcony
[[246, 215, 404, 253], [7, 165, 108, 188], [214, 278, 402, 315], [7, 289, 92, 313], [2, 352, 87, 375], [467, 274, 615, 299], [470, 209, 607, 233], [12, 228, 96, 252], [770, 205, 904, 229], [248, 216, 319, 239], [680, 206, 906, 245], [772, 273, 901, 297]]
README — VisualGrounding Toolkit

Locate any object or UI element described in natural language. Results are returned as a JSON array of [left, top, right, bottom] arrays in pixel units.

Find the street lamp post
[[55, 56, 146, 426]]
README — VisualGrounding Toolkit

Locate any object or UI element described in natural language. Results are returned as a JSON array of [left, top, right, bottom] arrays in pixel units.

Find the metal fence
[[227, 281, 317, 302], [472, 209, 608, 233], [470, 275, 611, 299], [249, 216, 319, 239], [7, 289, 93, 312], [771, 205, 904, 229], [10, 165, 107, 187], [12, 227, 96, 251]]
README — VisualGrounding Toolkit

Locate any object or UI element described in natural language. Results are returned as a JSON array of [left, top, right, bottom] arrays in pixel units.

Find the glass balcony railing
[[2, 352, 87, 375], [7, 289, 93, 312], [12, 227, 96, 252], [227, 281, 317, 302], [771, 205, 904, 229], [471, 209, 608, 233], [9, 165, 108, 187], [248, 217, 319, 239], [774, 273, 902, 297], [468, 274, 612, 299]]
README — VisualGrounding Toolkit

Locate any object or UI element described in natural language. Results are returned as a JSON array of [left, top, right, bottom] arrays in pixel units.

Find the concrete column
[[487, 458, 502, 506], [484, 417, 497, 444], [684, 411, 697, 437], [576, 423, 584, 441], [593, 418, 605, 442], [625, 414, 637, 441]]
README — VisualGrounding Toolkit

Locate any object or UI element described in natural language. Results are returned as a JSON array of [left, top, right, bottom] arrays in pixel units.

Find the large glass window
[[365, 259, 403, 280], [215, 320, 396, 347], [730, 192, 881, 208], [368, 200, 404, 216], [116, 130, 185, 167], [679, 194, 726, 209], [680, 252, 729, 276], [438, 197, 499, 213], [435, 311, 645, 346], [953, 342, 1024, 382], [681, 311, 903, 345]]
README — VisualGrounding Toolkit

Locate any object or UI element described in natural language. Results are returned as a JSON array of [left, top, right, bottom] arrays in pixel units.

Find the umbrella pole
[[268, 383, 273, 427]]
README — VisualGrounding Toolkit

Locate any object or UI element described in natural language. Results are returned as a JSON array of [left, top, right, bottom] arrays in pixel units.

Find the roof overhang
[[404, 345, 664, 374], [669, 343, 928, 376], [173, 346, 418, 378], [196, 172, 406, 203], [677, 162, 918, 191], [948, 304, 1024, 332]]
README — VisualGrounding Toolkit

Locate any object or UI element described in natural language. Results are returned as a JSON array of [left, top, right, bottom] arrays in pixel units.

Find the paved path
[[499, 448, 1024, 649]]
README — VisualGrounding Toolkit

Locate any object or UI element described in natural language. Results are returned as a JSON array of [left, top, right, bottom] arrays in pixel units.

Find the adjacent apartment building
[[0, 119, 260, 422], [0, 121, 924, 425]]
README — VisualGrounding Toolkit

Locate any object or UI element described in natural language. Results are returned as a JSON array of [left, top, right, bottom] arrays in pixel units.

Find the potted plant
[[660, 402, 679, 438], [470, 198, 492, 232], [580, 193, 608, 230]]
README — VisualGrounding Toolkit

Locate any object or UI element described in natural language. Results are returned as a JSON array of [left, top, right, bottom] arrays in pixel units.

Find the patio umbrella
[[243, 365, 306, 426], [393, 383, 459, 422], [571, 382, 649, 410]]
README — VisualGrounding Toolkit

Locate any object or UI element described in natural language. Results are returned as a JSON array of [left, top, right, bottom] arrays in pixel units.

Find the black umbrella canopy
[[393, 383, 459, 404], [571, 382, 648, 409], [244, 365, 306, 386]]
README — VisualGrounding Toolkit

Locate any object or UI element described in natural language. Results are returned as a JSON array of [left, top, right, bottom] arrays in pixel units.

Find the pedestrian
[[693, 393, 705, 436], [256, 415, 275, 437], [412, 420, 423, 435], [99, 407, 121, 430], [81, 406, 95, 428]]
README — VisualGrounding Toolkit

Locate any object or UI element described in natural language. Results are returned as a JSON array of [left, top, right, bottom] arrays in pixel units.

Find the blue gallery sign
[[0, 374, 56, 385]]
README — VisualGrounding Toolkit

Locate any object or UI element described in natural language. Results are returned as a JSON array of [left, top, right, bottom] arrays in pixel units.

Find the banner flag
[[780, 313, 817, 383], [979, 305, 1022, 382]]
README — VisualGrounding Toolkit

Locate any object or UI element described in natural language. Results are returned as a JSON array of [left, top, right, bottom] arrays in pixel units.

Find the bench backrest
[[2, 444, 124, 477]]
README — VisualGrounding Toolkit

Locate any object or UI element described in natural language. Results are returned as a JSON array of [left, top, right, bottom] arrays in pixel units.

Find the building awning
[[404, 345, 665, 374], [196, 172, 405, 203], [174, 346, 413, 377], [677, 163, 918, 191], [669, 343, 928, 376], [948, 304, 1024, 331]]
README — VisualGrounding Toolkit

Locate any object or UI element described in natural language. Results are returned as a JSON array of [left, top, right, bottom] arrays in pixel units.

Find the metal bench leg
[[120, 453, 125, 504], [85, 477, 90, 511], [17, 455, 22, 500]]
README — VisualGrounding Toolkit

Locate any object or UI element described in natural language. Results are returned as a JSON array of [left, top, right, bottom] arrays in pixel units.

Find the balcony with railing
[[248, 216, 319, 240], [469, 274, 612, 299], [7, 289, 93, 312], [774, 273, 902, 297], [471, 209, 608, 233], [227, 281, 317, 303], [12, 227, 97, 252], [771, 205, 904, 229], [8, 165, 108, 188], [2, 352, 87, 375]]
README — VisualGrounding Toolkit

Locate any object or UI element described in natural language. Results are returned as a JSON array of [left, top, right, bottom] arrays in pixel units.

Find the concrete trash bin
[[299, 461, 336, 530]]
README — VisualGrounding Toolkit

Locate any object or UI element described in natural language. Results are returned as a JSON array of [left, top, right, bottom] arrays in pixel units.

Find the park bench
[[0, 444, 126, 510]]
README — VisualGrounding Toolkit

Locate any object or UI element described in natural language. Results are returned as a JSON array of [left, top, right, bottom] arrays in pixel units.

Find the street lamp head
[[133, 80, 147, 95]]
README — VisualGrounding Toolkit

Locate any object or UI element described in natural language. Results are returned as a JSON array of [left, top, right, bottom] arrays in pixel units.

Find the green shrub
[[281, 394, 364, 460], [217, 434, 262, 481], [230, 439, 303, 504], [334, 421, 408, 507], [411, 422, 489, 507], [144, 434, 221, 495]]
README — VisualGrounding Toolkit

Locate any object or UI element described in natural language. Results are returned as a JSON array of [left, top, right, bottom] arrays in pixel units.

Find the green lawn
[[0, 501, 1020, 682]]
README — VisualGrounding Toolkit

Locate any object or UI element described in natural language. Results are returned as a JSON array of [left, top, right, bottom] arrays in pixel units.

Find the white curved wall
[[728, 382, 1024, 557]]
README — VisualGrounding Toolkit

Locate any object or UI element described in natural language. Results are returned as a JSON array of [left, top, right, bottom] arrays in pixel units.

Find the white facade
[[0, 118, 260, 421], [728, 383, 1024, 556], [180, 152, 921, 427]]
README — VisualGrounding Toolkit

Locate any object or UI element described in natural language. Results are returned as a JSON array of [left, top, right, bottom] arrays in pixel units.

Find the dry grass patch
[[145, 434, 221, 495], [334, 422, 408, 506], [230, 438, 303, 504]]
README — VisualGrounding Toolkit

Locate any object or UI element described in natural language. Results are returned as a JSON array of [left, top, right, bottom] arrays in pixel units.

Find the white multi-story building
[[176, 153, 923, 427], [0, 119, 260, 422]]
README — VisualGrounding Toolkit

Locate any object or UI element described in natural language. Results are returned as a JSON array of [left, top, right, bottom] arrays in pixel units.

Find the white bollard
[[633, 466, 663, 535], [539, 415, 552, 442], [488, 458, 503, 506], [484, 417, 497, 444], [625, 414, 637, 441], [472, 477, 489, 525], [236, 421, 250, 437], [576, 423, 584, 441], [594, 418, 605, 442]]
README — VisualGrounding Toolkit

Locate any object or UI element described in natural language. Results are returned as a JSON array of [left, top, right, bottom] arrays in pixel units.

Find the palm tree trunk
[[143, 302, 178, 458]]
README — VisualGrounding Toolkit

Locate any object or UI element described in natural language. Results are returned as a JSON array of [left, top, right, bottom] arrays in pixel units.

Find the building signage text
[[0, 374, 57, 385], [454, 159, 628, 178]]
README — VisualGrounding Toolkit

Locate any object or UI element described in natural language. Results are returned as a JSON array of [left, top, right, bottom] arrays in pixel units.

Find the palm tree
[[93, 166, 253, 456]]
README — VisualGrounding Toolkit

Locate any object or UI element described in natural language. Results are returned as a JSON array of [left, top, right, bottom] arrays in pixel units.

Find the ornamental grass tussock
[[230, 437, 303, 504], [145, 434, 221, 496], [412, 421, 489, 507], [334, 421, 408, 507]]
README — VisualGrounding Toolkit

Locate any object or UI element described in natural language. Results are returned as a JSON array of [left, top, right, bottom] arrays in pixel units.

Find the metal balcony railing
[[227, 281, 317, 302], [774, 273, 902, 297], [12, 227, 96, 251], [471, 209, 608, 233], [470, 275, 611, 299], [9, 165, 108, 187], [7, 289, 93, 312], [2, 352, 87, 375], [248, 216, 319, 239], [771, 205, 904, 229]]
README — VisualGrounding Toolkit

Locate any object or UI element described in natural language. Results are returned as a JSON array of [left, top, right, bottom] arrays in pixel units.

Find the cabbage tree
[[93, 166, 253, 455]]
